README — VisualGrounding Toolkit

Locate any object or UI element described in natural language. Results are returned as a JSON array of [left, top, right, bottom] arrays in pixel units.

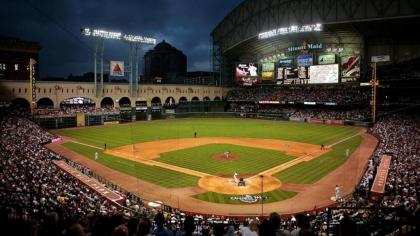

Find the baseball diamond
[[46, 118, 376, 215]]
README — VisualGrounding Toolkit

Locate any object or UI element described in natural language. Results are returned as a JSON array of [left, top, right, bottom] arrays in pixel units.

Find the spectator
[[269, 212, 290, 236], [153, 212, 173, 236], [137, 217, 152, 236]]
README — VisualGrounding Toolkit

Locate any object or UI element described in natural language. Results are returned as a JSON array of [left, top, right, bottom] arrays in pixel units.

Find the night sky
[[2, 0, 242, 78]]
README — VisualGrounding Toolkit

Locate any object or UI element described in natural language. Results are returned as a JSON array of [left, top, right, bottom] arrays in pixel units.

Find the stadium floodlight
[[258, 23, 322, 40], [81, 27, 156, 45]]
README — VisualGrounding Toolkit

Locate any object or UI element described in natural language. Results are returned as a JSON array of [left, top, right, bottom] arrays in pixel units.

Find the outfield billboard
[[262, 71, 275, 80], [262, 62, 275, 71], [297, 55, 313, 66], [341, 55, 360, 77], [318, 54, 335, 64], [309, 64, 339, 84], [110, 61, 124, 76], [261, 62, 275, 81], [278, 58, 293, 67]]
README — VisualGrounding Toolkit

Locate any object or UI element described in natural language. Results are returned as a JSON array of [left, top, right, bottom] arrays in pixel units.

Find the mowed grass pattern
[[158, 144, 295, 175], [55, 119, 366, 204], [274, 136, 363, 184], [62, 142, 199, 188], [193, 189, 297, 204], [54, 118, 359, 148]]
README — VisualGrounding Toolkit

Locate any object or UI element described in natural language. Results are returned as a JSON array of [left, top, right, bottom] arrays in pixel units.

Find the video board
[[309, 64, 339, 84], [236, 63, 259, 86]]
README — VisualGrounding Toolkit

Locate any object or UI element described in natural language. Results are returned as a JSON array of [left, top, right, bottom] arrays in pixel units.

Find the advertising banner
[[318, 54, 335, 64], [278, 58, 293, 67], [371, 155, 392, 196], [262, 71, 275, 80], [371, 55, 390, 63], [262, 62, 275, 71], [110, 61, 125, 76], [76, 112, 85, 127], [341, 55, 360, 77], [307, 118, 324, 124], [297, 55, 313, 66]]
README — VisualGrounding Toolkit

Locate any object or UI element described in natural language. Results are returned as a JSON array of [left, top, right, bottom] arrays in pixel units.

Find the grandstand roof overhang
[[212, 0, 420, 55]]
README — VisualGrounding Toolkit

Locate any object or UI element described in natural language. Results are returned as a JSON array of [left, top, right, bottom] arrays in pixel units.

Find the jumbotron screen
[[236, 63, 259, 86], [308, 64, 339, 84]]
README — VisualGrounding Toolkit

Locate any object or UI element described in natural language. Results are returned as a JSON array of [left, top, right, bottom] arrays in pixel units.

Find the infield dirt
[[104, 137, 328, 194]]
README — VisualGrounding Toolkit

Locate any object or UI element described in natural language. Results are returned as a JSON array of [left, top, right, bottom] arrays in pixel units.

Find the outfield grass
[[62, 142, 199, 188], [53, 118, 359, 148], [193, 189, 297, 204], [274, 135, 363, 184], [158, 144, 295, 175]]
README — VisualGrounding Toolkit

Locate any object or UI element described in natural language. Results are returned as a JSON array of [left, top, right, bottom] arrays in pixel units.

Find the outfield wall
[[34, 111, 370, 129]]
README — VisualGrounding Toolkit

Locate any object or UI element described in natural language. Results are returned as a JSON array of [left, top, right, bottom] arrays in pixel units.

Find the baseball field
[[50, 118, 377, 215]]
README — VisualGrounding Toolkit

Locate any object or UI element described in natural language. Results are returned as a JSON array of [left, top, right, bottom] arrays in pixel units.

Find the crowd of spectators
[[286, 108, 370, 121], [324, 114, 420, 234], [227, 86, 370, 105], [0, 114, 143, 235], [366, 115, 419, 211], [227, 103, 257, 113], [34, 105, 119, 118], [377, 57, 420, 82], [227, 102, 370, 121]]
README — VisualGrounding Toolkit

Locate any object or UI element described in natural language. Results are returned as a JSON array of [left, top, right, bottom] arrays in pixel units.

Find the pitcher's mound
[[213, 153, 240, 161], [198, 175, 282, 195]]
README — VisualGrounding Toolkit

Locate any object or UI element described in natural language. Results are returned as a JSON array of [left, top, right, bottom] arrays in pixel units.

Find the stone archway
[[151, 97, 162, 105], [119, 97, 131, 107], [179, 96, 188, 104], [101, 97, 114, 108], [37, 97, 54, 109], [11, 98, 30, 112]]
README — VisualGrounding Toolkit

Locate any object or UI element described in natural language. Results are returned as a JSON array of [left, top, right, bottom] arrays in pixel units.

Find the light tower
[[81, 28, 156, 97]]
